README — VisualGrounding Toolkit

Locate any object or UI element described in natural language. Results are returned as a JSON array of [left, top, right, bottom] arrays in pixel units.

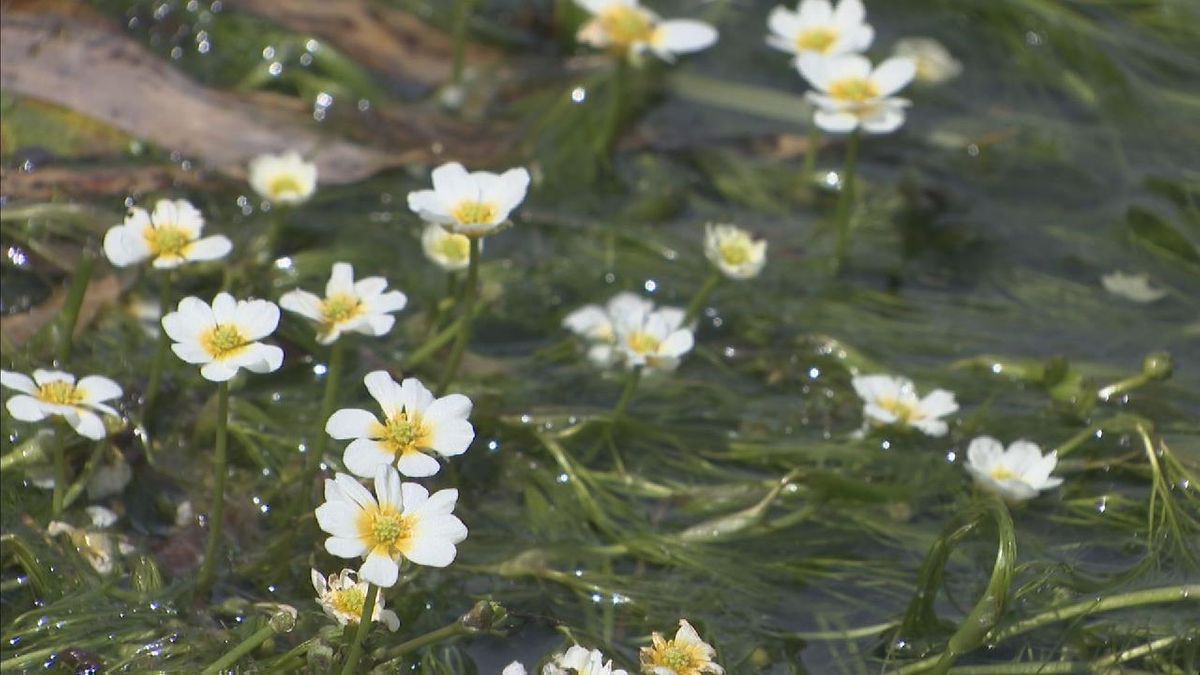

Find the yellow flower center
[[643, 638, 711, 675], [828, 77, 879, 104], [201, 324, 250, 360], [434, 232, 471, 263], [321, 293, 363, 328], [719, 239, 752, 266], [599, 5, 655, 48], [626, 331, 661, 355], [38, 381, 82, 406], [329, 586, 367, 619], [989, 466, 1019, 482], [376, 412, 432, 459], [268, 174, 306, 200], [795, 27, 838, 53], [452, 200, 498, 227], [356, 504, 414, 558], [877, 396, 919, 423], [144, 225, 192, 258]]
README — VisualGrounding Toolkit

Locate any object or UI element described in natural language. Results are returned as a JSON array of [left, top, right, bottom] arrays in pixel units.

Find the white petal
[[364, 370, 403, 416], [211, 293, 238, 323], [399, 482, 430, 512], [315, 501, 361, 538], [395, 451, 441, 478], [325, 536, 368, 559], [910, 418, 948, 437], [406, 190, 455, 225], [374, 464, 403, 510], [6, 395, 49, 422], [360, 552, 399, 587], [359, 314, 395, 337], [171, 342, 212, 365], [966, 436, 1005, 471], [326, 408, 380, 439], [851, 375, 905, 404], [75, 376, 122, 404], [379, 609, 401, 632], [832, 0, 866, 28], [70, 410, 107, 440], [326, 263, 356, 297], [651, 20, 718, 56], [0, 370, 38, 394], [429, 162, 476, 203], [311, 569, 327, 594], [200, 361, 239, 382], [404, 531, 458, 567], [332, 472, 377, 509], [184, 236, 232, 262], [235, 300, 280, 340], [799, 0, 834, 24], [33, 370, 74, 386], [797, 53, 833, 90], [563, 305, 611, 339], [234, 343, 284, 374], [371, 291, 408, 316], [102, 226, 146, 267], [353, 276, 388, 298], [414, 488, 459, 518], [429, 419, 474, 458], [397, 378, 435, 415], [814, 109, 861, 133], [279, 290, 325, 323], [827, 53, 873, 81], [658, 329, 694, 358], [870, 57, 917, 97], [343, 439, 396, 478]]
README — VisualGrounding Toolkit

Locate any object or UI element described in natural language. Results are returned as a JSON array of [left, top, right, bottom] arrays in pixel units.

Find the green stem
[[986, 584, 1198, 644], [684, 271, 723, 325], [304, 339, 345, 507], [340, 583, 379, 675], [56, 249, 95, 365], [437, 238, 481, 393], [833, 130, 860, 272], [143, 275, 174, 414], [801, 123, 820, 192], [0, 435, 50, 473], [51, 427, 67, 517], [195, 382, 230, 601], [612, 366, 643, 419], [599, 58, 628, 155], [787, 621, 899, 641], [407, 316, 465, 370], [450, 0, 477, 87], [200, 623, 276, 674], [62, 441, 107, 511], [377, 618, 472, 660], [263, 207, 289, 261]]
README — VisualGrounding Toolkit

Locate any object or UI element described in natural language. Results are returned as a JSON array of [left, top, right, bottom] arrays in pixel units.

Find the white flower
[[47, 521, 134, 575], [546, 646, 628, 675], [893, 37, 962, 85], [161, 292, 284, 382], [562, 292, 653, 367], [1101, 271, 1167, 303], [103, 199, 232, 269], [86, 505, 119, 528], [407, 162, 530, 238], [325, 372, 474, 478], [279, 263, 408, 345], [798, 54, 916, 134], [704, 224, 767, 280], [248, 151, 318, 205], [315, 465, 468, 587], [311, 568, 400, 630], [503, 663, 528, 675], [575, 0, 718, 63], [421, 224, 475, 272], [766, 0, 873, 58], [964, 436, 1063, 502], [851, 374, 958, 437], [612, 304, 693, 373], [640, 619, 723, 675], [1, 369, 122, 440]]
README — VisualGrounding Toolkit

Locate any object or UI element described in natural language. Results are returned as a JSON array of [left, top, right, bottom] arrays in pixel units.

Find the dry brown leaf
[[0, 273, 123, 348], [0, 165, 208, 200]]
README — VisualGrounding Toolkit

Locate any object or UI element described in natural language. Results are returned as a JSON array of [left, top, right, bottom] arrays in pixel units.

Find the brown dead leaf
[[0, 165, 208, 200], [0, 272, 122, 347], [0, 12, 426, 184], [228, 0, 502, 90]]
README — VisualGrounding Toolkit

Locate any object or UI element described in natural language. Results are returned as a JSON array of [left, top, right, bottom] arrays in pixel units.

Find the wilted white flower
[[1, 369, 122, 440], [421, 224, 474, 271], [562, 292, 653, 367], [893, 37, 962, 85], [311, 568, 400, 630], [564, 294, 693, 372], [964, 437, 1062, 502], [407, 162, 530, 238], [103, 199, 231, 269], [852, 374, 958, 437], [640, 619, 723, 675], [279, 262, 408, 345], [704, 224, 767, 280], [315, 465, 468, 587], [161, 293, 284, 382], [87, 452, 133, 500], [767, 0, 873, 58], [47, 520, 134, 575], [325, 372, 474, 478], [575, 0, 718, 63], [248, 151, 318, 205], [85, 505, 119, 528], [547, 646, 628, 675], [1101, 271, 1167, 303], [798, 54, 916, 134]]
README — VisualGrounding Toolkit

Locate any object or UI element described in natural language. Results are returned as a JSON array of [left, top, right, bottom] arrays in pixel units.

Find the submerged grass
[[3, 0, 1200, 673]]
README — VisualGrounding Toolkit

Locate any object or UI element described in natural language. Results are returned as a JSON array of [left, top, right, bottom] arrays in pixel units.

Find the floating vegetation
[[2, 0, 1198, 673]]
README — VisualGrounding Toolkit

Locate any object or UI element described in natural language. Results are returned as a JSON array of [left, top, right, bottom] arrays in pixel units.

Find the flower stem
[[50, 427, 67, 517], [200, 623, 276, 675], [833, 130, 860, 272], [339, 583, 379, 675], [142, 274, 173, 415], [450, 0, 477, 87], [800, 123, 821, 192], [599, 57, 627, 156], [612, 366, 643, 420], [684, 271, 723, 325], [437, 237, 481, 394], [55, 249, 95, 366], [377, 618, 472, 660], [195, 381, 230, 601], [303, 339, 344, 508]]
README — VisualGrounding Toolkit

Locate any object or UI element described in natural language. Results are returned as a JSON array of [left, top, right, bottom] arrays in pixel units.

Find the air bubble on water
[[571, 87, 587, 103]]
